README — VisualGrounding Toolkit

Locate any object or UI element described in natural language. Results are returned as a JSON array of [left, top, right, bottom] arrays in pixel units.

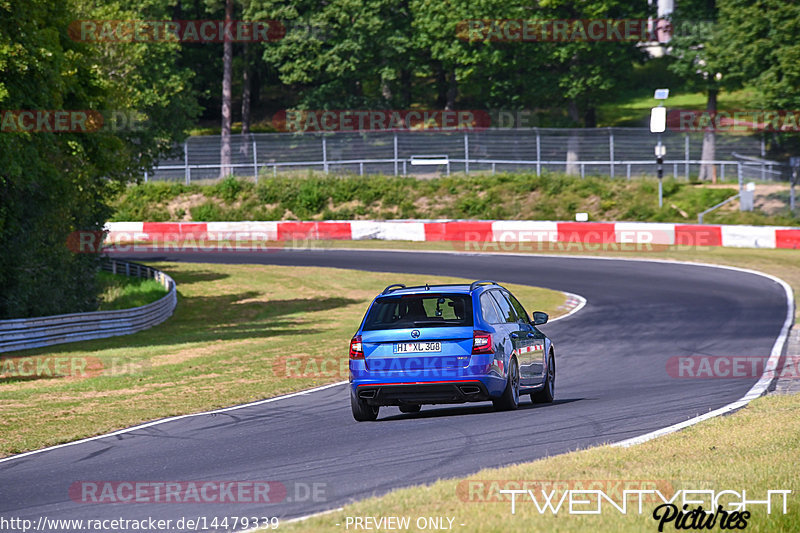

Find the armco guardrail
[[0, 259, 176, 353]]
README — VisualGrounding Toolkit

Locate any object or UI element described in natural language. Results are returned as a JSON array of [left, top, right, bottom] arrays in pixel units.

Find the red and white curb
[[101, 220, 800, 250]]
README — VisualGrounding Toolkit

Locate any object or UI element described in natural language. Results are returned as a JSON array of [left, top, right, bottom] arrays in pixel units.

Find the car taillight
[[349, 335, 364, 359], [472, 330, 493, 354]]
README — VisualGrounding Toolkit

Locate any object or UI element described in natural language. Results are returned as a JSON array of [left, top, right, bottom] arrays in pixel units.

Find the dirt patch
[[167, 193, 207, 221], [151, 339, 260, 367]]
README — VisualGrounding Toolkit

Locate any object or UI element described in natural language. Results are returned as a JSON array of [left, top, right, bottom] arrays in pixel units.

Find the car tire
[[399, 405, 421, 414], [493, 358, 519, 411], [532, 351, 555, 403], [351, 391, 380, 421]]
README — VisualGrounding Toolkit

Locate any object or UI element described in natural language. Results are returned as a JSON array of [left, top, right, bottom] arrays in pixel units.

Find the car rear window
[[362, 293, 473, 330]]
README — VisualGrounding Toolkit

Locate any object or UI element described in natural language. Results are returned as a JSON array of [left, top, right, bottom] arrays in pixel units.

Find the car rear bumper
[[351, 376, 504, 406]]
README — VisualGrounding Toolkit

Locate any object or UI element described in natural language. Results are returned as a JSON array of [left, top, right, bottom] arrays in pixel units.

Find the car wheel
[[532, 351, 555, 403], [399, 405, 421, 414], [351, 390, 380, 421], [493, 358, 519, 411]]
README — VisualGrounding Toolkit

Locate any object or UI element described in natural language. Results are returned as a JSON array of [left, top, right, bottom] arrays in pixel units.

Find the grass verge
[[0, 264, 566, 457], [96, 271, 167, 310]]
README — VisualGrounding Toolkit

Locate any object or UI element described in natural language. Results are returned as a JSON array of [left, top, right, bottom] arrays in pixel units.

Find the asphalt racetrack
[[0, 249, 789, 529]]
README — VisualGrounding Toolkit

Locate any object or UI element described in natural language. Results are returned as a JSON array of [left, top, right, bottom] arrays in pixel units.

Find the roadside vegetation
[[96, 271, 167, 311], [112, 174, 800, 226], [0, 264, 566, 457]]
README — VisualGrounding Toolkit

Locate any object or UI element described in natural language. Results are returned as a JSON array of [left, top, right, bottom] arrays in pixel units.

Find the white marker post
[[650, 89, 669, 208]]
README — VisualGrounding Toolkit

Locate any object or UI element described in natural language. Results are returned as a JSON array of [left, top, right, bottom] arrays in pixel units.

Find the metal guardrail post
[[322, 137, 328, 174], [685, 135, 690, 179], [184, 140, 189, 185], [609, 128, 615, 178], [252, 138, 258, 183], [535, 128, 541, 176], [393, 133, 399, 176], [464, 132, 470, 175]]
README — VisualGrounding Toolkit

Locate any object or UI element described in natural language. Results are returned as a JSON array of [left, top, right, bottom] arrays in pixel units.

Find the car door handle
[[526, 333, 536, 338], [510, 333, 519, 339]]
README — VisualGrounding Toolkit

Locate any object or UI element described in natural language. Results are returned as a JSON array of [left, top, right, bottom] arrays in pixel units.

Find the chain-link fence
[[145, 128, 791, 184]]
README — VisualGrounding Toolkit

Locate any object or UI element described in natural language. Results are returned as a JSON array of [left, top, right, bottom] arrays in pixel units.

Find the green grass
[[111, 174, 800, 226], [598, 88, 758, 128], [0, 264, 566, 457], [96, 271, 167, 310]]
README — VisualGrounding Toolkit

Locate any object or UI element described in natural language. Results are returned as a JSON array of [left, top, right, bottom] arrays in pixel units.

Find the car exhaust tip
[[459, 385, 482, 395], [358, 389, 377, 399]]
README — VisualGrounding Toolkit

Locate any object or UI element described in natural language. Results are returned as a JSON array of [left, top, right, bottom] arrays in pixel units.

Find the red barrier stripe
[[142, 222, 208, 238], [276, 222, 352, 241], [776, 229, 800, 249], [423, 221, 494, 241]]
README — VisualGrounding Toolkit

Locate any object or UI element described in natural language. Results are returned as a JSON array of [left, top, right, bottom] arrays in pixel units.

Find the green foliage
[[96, 271, 167, 311], [716, 0, 800, 110], [111, 173, 800, 227], [0, 0, 199, 318]]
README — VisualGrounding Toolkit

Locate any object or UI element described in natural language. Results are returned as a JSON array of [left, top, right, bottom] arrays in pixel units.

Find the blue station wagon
[[349, 280, 555, 421]]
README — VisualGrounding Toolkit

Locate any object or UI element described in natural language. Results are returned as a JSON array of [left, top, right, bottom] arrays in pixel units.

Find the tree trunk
[[566, 100, 580, 175], [219, 0, 233, 178], [446, 68, 457, 111], [241, 42, 251, 136], [435, 64, 447, 109], [399, 69, 411, 107], [381, 76, 393, 105], [698, 89, 717, 182]]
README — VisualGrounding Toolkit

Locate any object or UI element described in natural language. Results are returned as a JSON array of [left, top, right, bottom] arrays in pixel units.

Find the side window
[[490, 291, 518, 324], [480, 292, 502, 324], [506, 292, 530, 324]]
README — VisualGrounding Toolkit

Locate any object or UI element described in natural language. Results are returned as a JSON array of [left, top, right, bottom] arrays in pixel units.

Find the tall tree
[[667, 0, 723, 181], [220, 0, 234, 176]]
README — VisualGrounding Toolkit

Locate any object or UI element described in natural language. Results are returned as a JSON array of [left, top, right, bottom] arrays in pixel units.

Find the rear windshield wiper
[[413, 319, 459, 326]]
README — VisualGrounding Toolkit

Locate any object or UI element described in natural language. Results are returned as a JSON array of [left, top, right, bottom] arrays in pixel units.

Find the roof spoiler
[[381, 283, 406, 295], [469, 280, 498, 291]]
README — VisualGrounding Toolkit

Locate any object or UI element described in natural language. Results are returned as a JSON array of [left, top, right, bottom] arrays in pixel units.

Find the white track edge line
[[240, 507, 346, 533], [611, 266, 794, 447]]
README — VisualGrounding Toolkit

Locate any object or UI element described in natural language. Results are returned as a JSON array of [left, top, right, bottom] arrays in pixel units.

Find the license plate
[[394, 341, 442, 354]]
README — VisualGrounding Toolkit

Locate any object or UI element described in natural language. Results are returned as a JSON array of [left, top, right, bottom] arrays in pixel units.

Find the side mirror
[[532, 311, 548, 325]]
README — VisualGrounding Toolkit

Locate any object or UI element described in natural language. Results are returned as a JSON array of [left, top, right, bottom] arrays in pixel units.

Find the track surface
[[0, 249, 789, 530]]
